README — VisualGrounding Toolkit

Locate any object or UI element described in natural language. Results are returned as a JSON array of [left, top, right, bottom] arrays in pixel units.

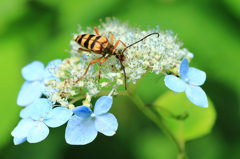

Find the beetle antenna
[[119, 60, 127, 90], [122, 32, 159, 53]]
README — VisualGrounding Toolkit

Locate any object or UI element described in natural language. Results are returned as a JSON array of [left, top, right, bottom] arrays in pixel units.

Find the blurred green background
[[1, 0, 240, 158]]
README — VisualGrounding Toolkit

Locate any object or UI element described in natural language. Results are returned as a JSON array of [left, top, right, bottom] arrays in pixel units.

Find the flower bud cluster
[[47, 18, 193, 107]]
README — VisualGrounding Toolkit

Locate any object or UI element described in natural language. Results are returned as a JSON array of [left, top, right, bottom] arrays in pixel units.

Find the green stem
[[69, 96, 85, 104], [126, 87, 187, 159]]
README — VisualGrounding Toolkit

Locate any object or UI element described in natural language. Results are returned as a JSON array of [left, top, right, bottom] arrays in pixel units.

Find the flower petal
[[27, 122, 49, 143], [179, 58, 189, 80], [94, 96, 113, 115], [20, 105, 34, 118], [185, 85, 208, 108], [44, 107, 72, 127], [17, 81, 43, 106], [11, 118, 37, 138], [22, 61, 44, 81], [29, 98, 52, 120], [43, 59, 62, 78], [65, 115, 97, 145], [187, 67, 206, 86], [95, 113, 118, 136], [14, 137, 27, 145], [164, 75, 186, 92], [73, 106, 92, 118]]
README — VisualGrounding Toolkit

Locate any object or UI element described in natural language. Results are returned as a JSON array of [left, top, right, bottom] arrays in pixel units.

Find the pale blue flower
[[164, 58, 208, 108], [65, 96, 118, 145], [13, 137, 27, 145], [17, 59, 61, 106], [11, 98, 72, 144]]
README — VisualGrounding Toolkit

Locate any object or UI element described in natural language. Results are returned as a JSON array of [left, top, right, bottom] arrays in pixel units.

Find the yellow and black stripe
[[75, 34, 108, 53]]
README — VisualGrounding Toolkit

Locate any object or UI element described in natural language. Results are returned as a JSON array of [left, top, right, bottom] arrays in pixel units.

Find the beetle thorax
[[114, 49, 125, 61], [102, 42, 115, 55]]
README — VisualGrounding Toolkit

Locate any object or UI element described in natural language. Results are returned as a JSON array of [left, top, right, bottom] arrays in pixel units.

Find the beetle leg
[[78, 48, 91, 52], [76, 56, 103, 83], [114, 40, 127, 48], [94, 26, 99, 35], [110, 34, 114, 44], [100, 55, 110, 64], [98, 55, 111, 80], [112, 40, 127, 53]]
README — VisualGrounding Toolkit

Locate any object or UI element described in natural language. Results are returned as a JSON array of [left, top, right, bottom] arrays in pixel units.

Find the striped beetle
[[75, 26, 159, 90]]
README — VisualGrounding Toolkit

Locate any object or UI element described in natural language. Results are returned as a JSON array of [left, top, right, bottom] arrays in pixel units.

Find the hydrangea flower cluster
[[12, 18, 208, 145]]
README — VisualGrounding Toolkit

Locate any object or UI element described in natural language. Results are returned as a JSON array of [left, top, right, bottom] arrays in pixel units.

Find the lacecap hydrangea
[[12, 17, 208, 145]]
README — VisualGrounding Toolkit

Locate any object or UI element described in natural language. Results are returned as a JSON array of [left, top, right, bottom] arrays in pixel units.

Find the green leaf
[[153, 91, 216, 141]]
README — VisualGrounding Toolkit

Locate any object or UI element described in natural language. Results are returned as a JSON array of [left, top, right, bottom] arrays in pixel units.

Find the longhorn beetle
[[75, 26, 159, 90]]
